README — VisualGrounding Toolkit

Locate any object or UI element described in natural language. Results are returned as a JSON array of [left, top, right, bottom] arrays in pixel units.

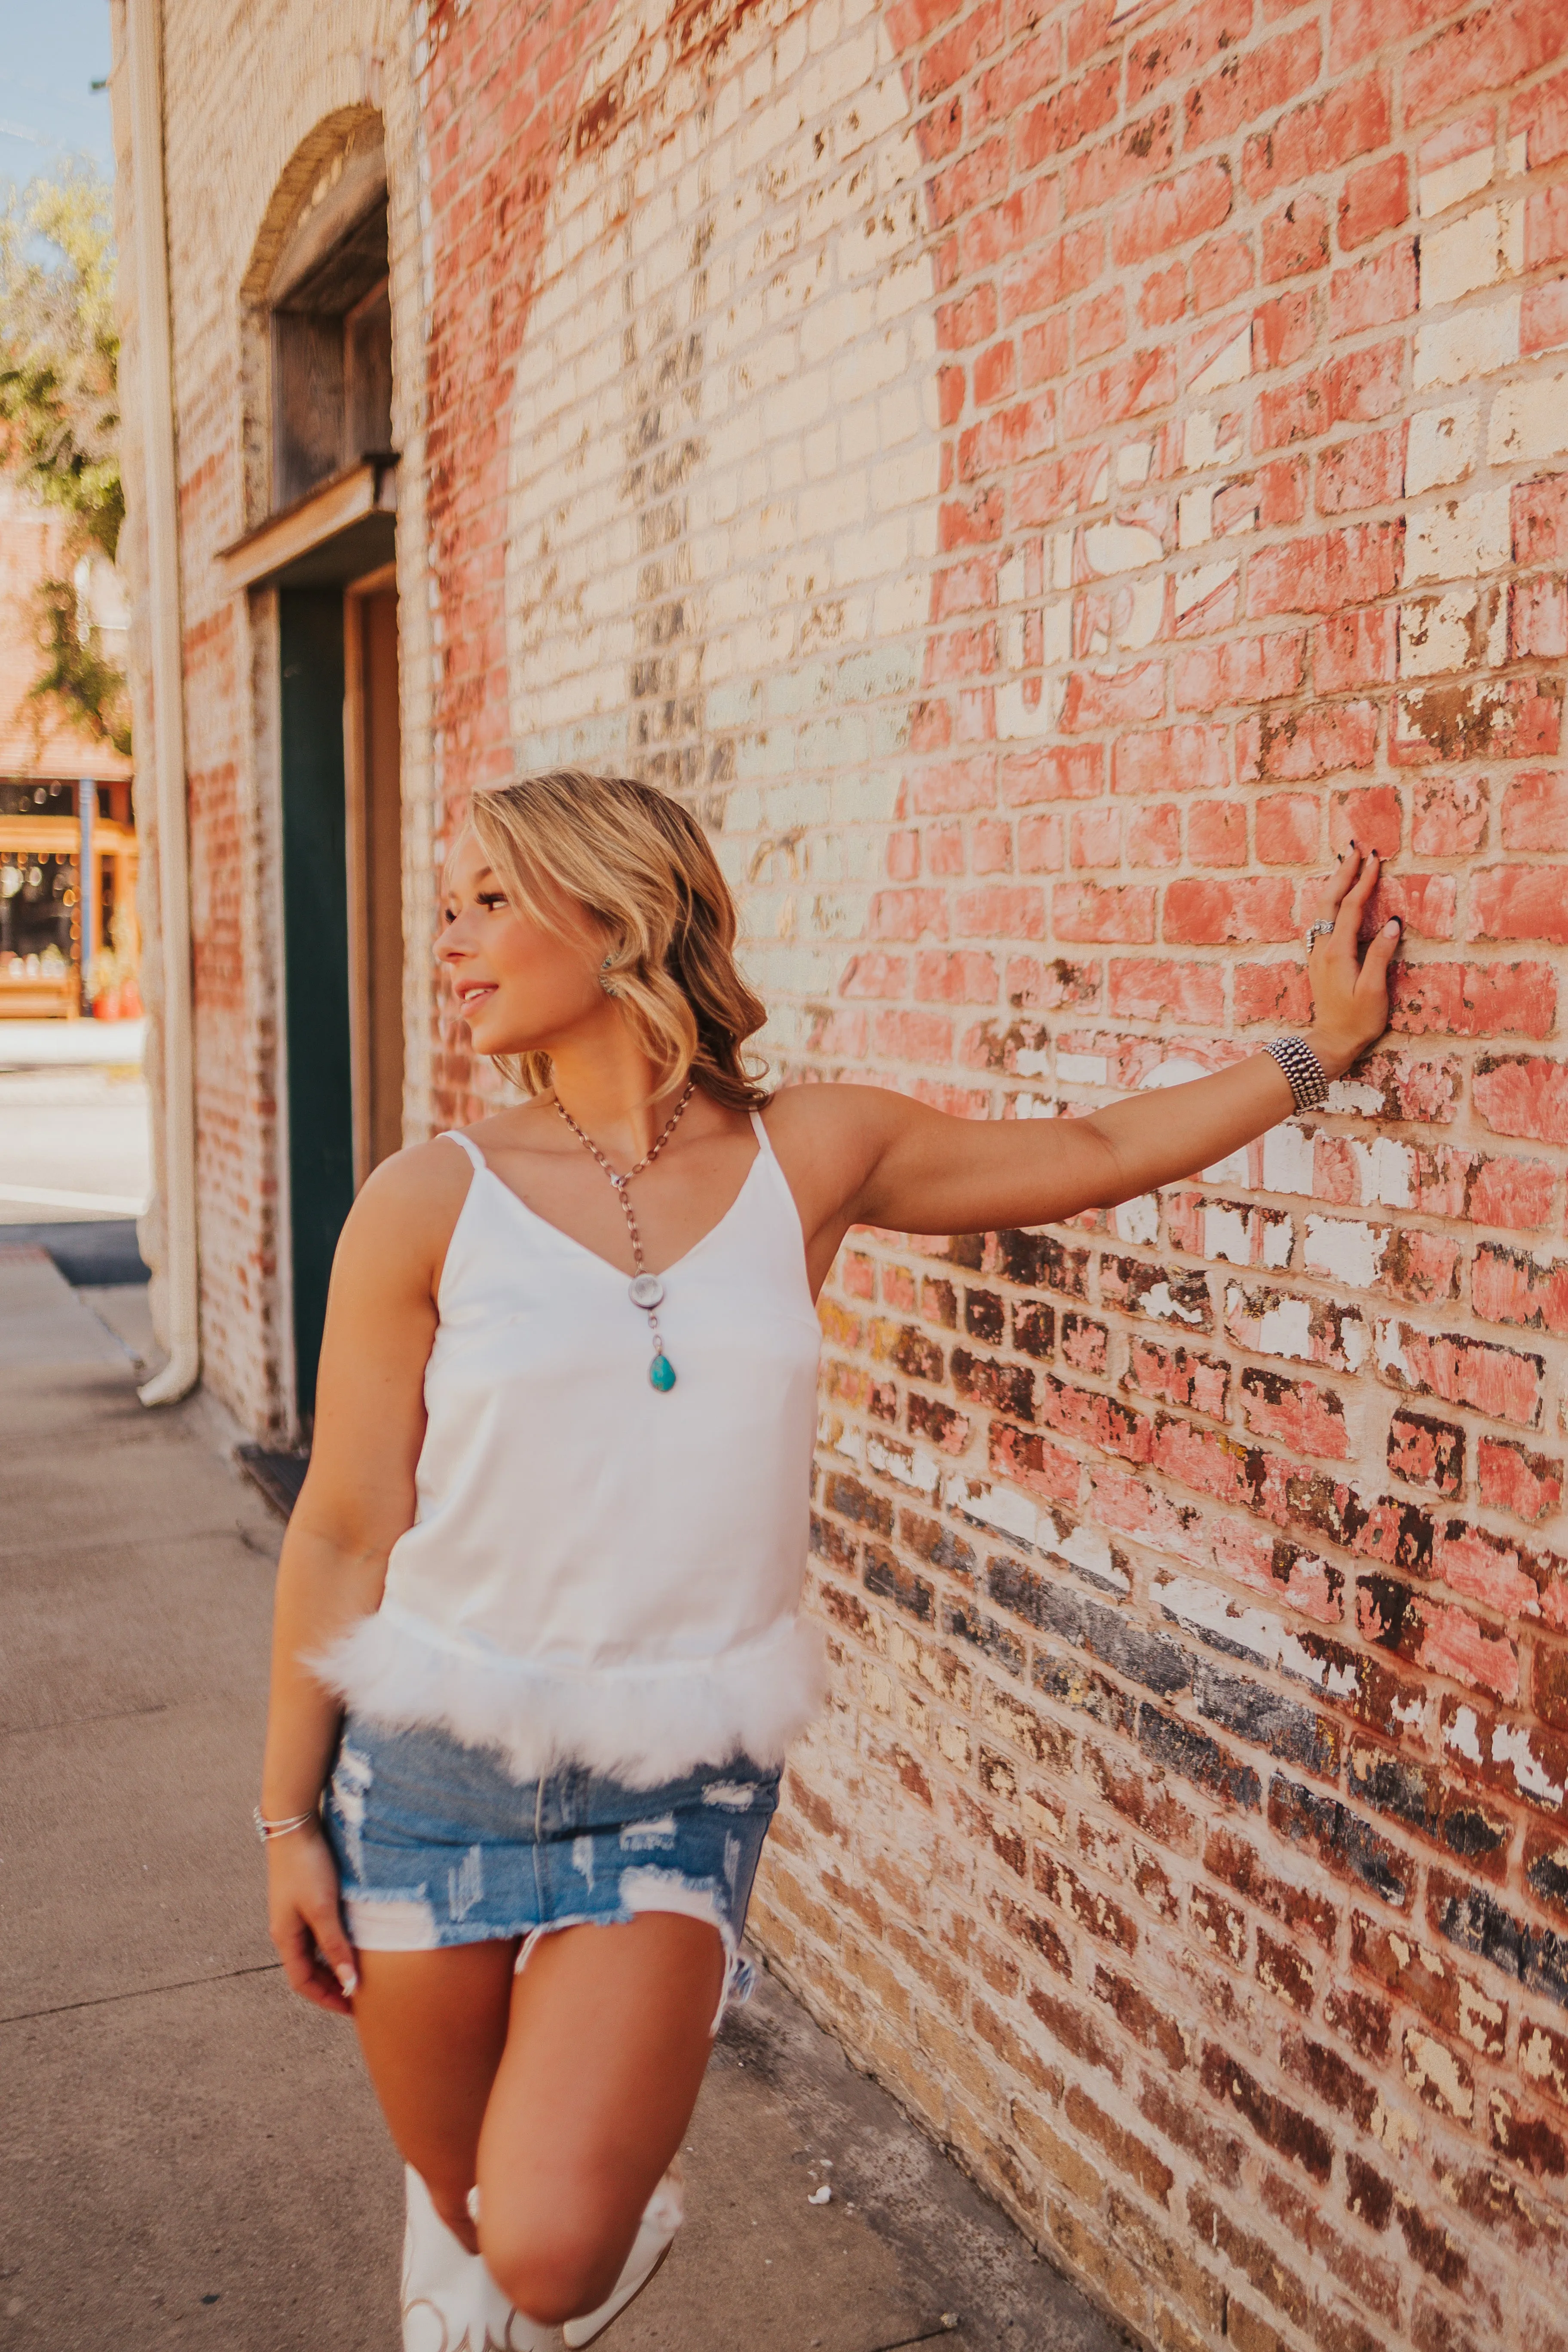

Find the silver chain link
[[553, 1082, 696, 1366]]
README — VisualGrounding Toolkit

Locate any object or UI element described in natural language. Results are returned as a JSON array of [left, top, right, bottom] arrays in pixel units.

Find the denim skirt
[[322, 1712, 780, 2016]]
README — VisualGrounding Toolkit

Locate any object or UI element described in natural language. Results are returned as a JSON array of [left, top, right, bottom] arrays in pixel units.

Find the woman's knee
[[480, 2208, 625, 2327]]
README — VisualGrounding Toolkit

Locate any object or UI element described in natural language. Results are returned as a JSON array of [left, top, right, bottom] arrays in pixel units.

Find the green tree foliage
[[0, 165, 129, 753]]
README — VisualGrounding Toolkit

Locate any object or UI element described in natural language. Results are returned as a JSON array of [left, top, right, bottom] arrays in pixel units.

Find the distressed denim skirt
[[323, 1713, 780, 2021]]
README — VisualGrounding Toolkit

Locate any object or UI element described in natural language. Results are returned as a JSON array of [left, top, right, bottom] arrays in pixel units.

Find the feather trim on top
[[309, 1599, 826, 1789]]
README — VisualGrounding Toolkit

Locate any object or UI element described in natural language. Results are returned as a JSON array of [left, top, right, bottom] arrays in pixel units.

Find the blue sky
[[0, 0, 115, 195]]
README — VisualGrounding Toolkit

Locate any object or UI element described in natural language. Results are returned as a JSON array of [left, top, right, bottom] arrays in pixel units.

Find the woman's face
[[436, 825, 608, 1060]]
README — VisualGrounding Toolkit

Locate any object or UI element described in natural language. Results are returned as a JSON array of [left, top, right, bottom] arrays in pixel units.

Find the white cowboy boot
[[402, 2167, 550, 2352], [475, 2260, 554, 2352], [560, 2160, 684, 2348]]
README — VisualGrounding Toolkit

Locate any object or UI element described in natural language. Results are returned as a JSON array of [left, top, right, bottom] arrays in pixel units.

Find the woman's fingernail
[[337, 1966, 358, 1996], [1385, 919, 1401, 935]]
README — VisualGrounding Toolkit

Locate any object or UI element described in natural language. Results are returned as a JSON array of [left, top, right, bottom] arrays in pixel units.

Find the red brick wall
[[411, 3, 1568, 2346], [420, 0, 617, 1128]]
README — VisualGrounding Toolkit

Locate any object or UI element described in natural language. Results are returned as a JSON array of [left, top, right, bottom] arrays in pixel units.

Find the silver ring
[[1305, 919, 1335, 950]]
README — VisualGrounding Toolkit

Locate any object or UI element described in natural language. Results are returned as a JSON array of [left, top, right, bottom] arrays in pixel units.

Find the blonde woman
[[259, 770, 1398, 2348]]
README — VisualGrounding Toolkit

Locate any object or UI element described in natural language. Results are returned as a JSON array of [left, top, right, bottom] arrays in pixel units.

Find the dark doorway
[[279, 588, 355, 1422]]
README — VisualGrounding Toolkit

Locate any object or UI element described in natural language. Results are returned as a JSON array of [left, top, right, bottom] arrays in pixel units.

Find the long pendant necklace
[[554, 1081, 695, 1392]]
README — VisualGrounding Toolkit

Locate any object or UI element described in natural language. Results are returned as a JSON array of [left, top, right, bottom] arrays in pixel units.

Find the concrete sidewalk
[[0, 1249, 1130, 2352]]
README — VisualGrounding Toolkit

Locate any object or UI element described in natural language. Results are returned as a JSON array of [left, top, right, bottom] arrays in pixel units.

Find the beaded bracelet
[[1263, 1034, 1330, 1113], [253, 1806, 318, 1844]]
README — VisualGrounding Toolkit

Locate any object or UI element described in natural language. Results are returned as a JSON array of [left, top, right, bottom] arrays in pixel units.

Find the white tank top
[[313, 1109, 826, 1788]]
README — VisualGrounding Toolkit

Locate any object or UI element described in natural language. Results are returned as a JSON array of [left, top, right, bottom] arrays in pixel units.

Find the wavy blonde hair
[[467, 769, 771, 1109]]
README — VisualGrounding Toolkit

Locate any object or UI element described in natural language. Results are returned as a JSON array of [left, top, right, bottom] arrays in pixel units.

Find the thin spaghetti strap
[[439, 1128, 488, 1173], [747, 1108, 773, 1156]]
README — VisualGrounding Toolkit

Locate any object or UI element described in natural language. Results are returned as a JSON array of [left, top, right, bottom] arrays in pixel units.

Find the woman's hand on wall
[[776, 854, 1406, 1258], [1302, 844, 1402, 1081]]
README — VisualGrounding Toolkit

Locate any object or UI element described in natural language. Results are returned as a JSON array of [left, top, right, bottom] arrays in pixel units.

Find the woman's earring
[[600, 953, 616, 997]]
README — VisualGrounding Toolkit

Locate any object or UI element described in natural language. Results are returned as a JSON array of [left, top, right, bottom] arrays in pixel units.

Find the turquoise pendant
[[649, 1351, 676, 1392]]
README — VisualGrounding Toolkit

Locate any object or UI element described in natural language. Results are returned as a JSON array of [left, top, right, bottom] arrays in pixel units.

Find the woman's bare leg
[[475, 1912, 725, 2324], [347, 1912, 725, 2321], [351, 1938, 520, 2248]]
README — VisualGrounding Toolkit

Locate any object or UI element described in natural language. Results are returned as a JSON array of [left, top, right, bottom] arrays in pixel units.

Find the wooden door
[[344, 574, 405, 1189]]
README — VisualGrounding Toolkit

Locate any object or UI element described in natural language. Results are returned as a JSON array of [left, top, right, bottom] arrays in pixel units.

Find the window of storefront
[[0, 780, 139, 1018]]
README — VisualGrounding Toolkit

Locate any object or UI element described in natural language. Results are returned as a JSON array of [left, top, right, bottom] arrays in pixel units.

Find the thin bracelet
[[253, 1805, 318, 1844], [1263, 1034, 1329, 1112]]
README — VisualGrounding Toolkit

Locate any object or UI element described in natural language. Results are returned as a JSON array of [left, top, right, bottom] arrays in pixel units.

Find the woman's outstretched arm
[[782, 847, 1399, 1256]]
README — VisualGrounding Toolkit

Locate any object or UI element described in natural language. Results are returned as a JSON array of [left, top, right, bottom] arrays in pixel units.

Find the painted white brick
[[879, 383, 924, 447], [1157, 1574, 1280, 1667], [1175, 559, 1237, 620], [1083, 519, 1162, 576], [943, 1473, 1039, 1548], [1203, 1202, 1255, 1265], [1406, 401, 1480, 495], [1042, 597, 1072, 664], [1191, 323, 1251, 400], [872, 572, 928, 635], [1419, 203, 1522, 309], [807, 0, 840, 50], [1114, 1194, 1160, 1246], [841, 399, 881, 467], [1400, 586, 1506, 677], [1178, 485, 1214, 550], [1489, 371, 1568, 465], [1404, 487, 1511, 582], [1305, 1214, 1385, 1290], [802, 475, 865, 536], [1348, 1136, 1413, 1210], [1262, 1121, 1316, 1197], [879, 253, 940, 331], [1413, 296, 1520, 389], [870, 448, 936, 515], [1181, 404, 1245, 474], [829, 330, 910, 407], [803, 420, 839, 480], [1419, 142, 1495, 220], [838, 65, 910, 161]]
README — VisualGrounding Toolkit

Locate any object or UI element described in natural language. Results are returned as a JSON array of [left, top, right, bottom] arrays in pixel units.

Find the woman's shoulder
[[335, 1136, 481, 1285], [362, 1133, 481, 1202], [760, 1078, 914, 1150], [758, 1079, 919, 1228]]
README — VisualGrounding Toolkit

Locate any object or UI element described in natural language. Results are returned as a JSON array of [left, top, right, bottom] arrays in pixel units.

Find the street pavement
[[0, 1246, 1130, 2352], [0, 1019, 147, 1070], [0, 1020, 149, 1225]]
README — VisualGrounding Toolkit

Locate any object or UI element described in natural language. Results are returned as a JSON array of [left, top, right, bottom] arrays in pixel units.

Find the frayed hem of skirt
[[343, 1889, 757, 2034]]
